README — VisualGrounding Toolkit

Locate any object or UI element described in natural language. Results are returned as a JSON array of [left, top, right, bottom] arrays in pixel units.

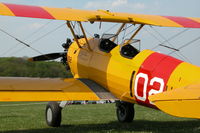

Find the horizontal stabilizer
[[149, 84, 200, 119]]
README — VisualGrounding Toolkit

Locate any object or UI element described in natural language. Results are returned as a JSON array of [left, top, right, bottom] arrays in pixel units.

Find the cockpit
[[98, 34, 140, 59], [120, 39, 140, 59], [99, 34, 118, 53]]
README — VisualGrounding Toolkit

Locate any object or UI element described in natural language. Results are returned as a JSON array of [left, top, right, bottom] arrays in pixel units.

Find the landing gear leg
[[45, 101, 62, 127], [116, 101, 135, 122]]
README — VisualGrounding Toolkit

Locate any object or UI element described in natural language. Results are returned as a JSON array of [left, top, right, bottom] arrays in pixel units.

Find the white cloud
[[84, 0, 146, 12], [111, 0, 127, 8], [132, 3, 146, 10], [28, 23, 44, 30], [84, 1, 110, 9]]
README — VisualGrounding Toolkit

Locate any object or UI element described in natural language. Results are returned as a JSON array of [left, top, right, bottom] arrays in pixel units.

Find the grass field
[[0, 102, 200, 133]]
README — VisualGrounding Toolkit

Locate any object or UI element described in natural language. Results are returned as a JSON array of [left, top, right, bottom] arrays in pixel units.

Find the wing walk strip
[[0, 3, 200, 28], [78, 79, 117, 100]]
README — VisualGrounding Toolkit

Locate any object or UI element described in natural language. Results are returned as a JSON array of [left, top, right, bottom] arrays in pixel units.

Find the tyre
[[45, 101, 62, 127], [116, 101, 134, 122]]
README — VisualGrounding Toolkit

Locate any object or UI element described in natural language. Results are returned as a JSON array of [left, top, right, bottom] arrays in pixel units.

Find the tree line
[[0, 57, 72, 78]]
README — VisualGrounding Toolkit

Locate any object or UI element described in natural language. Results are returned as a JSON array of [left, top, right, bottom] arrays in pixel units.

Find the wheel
[[116, 101, 134, 122], [45, 101, 62, 127]]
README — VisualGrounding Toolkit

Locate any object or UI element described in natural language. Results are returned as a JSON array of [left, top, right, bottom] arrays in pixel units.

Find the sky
[[0, 0, 200, 65]]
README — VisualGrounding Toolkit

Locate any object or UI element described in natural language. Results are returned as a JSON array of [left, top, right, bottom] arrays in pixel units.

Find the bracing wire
[[0, 28, 43, 55], [149, 26, 191, 62], [121, 24, 127, 43], [120, 25, 138, 44], [144, 27, 191, 62], [168, 35, 200, 55], [121, 24, 134, 32], [9, 23, 65, 56], [151, 27, 189, 50], [0, 20, 53, 56], [103, 23, 119, 34], [30, 23, 65, 45], [144, 27, 163, 48]]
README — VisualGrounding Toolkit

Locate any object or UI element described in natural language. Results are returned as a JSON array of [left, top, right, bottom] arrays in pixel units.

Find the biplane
[[0, 3, 200, 127]]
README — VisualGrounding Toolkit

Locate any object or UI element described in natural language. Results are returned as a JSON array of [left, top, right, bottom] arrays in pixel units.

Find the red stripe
[[4, 3, 55, 19], [164, 16, 200, 28], [135, 52, 182, 107]]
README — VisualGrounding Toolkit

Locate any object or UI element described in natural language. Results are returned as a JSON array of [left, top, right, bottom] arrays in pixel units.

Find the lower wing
[[149, 83, 200, 119], [0, 77, 117, 101]]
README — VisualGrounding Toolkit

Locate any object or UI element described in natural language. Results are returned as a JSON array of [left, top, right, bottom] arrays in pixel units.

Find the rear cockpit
[[120, 39, 140, 59]]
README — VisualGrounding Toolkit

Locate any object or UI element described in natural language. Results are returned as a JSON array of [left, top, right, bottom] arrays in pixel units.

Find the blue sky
[[0, 0, 200, 65]]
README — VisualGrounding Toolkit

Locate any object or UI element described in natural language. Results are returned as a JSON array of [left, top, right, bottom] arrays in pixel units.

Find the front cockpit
[[99, 34, 118, 53]]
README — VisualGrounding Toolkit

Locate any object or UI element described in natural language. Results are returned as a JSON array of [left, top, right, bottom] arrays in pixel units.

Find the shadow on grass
[[3, 120, 200, 133]]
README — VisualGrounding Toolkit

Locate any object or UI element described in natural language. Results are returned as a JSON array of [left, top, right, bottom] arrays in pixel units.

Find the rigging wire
[[10, 23, 65, 56], [119, 24, 134, 44], [0, 28, 43, 55], [0, 20, 53, 56], [144, 27, 191, 62], [151, 27, 189, 50], [120, 25, 138, 44], [103, 23, 119, 34], [121, 24, 134, 32], [168, 35, 200, 55], [72, 21, 80, 35], [149, 26, 191, 62], [121, 24, 127, 44]]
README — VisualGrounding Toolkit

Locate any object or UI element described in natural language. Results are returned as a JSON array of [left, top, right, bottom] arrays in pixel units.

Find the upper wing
[[0, 3, 200, 28], [0, 77, 117, 101], [149, 83, 200, 119]]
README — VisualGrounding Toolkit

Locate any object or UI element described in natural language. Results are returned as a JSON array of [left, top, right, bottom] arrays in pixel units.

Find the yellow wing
[[0, 3, 200, 28], [149, 83, 200, 119], [0, 77, 116, 101]]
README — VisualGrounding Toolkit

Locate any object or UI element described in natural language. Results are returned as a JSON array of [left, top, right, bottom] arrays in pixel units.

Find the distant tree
[[0, 57, 72, 78]]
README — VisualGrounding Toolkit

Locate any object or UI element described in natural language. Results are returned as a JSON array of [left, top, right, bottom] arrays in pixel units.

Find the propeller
[[28, 52, 66, 61], [28, 38, 72, 62]]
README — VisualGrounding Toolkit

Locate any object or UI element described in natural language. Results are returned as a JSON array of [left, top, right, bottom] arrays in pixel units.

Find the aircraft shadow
[[3, 120, 200, 133]]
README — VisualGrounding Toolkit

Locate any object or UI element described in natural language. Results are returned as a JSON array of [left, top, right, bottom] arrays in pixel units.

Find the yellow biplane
[[0, 3, 200, 127]]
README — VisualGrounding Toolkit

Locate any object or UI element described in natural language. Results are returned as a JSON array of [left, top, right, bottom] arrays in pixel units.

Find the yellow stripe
[[113, 12, 183, 27], [134, 14, 183, 27], [0, 3, 15, 16], [42, 7, 88, 21], [188, 17, 200, 23]]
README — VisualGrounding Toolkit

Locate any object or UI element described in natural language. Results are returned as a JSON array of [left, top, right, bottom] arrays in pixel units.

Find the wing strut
[[123, 24, 144, 46], [78, 21, 92, 51], [66, 21, 81, 48], [112, 23, 126, 42]]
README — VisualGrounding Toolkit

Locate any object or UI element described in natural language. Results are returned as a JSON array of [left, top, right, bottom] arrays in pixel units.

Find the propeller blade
[[28, 52, 66, 61]]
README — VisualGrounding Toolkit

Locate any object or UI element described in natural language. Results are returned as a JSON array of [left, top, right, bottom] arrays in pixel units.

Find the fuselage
[[67, 38, 200, 108]]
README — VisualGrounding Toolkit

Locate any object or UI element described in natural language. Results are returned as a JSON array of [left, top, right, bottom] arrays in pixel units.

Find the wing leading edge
[[0, 3, 200, 28], [0, 77, 116, 101], [149, 83, 200, 119]]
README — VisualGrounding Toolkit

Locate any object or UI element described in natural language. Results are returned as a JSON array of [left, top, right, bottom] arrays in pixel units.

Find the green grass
[[0, 102, 200, 133]]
